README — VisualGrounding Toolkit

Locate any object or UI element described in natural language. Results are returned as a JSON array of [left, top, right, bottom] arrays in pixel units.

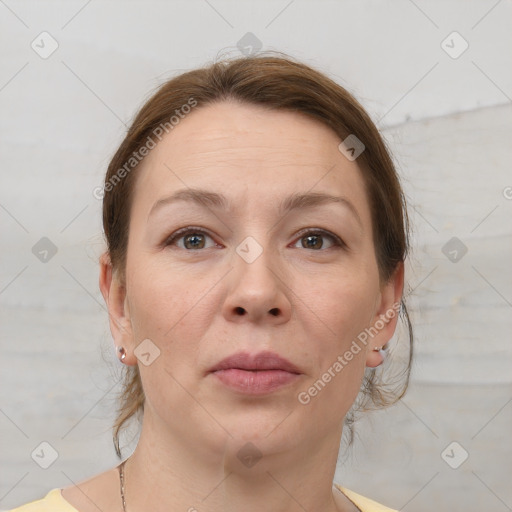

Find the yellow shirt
[[8, 485, 398, 511]]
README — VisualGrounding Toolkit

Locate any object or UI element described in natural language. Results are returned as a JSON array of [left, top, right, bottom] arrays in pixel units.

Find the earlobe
[[364, 262, 404, 367], [366, 346, 388, 368], [99, 252, 135, 365]]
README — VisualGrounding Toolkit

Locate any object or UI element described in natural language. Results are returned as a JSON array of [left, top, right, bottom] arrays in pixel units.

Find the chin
[[222, 408, 304, 447]]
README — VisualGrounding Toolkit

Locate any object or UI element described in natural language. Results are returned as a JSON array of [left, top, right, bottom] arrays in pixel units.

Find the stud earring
[[373, 346, 387, 363], [117, 346, 126, 361]]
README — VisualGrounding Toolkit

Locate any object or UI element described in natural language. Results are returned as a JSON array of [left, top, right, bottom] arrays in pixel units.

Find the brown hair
[[101, 52, 413, 458]]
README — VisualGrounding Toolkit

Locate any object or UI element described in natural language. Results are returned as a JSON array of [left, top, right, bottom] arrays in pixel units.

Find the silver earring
[[117, 346, 126, 361], [373, 346, 387, 362]]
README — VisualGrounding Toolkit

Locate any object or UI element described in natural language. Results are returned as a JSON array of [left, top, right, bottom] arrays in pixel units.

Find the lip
[[209, 351, 302, 395], [209, 350, 301, 374]]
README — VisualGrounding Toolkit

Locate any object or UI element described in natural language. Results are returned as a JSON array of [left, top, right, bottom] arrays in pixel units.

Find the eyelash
[[164, 227, 346, 251], [164, 227, 219, 249]]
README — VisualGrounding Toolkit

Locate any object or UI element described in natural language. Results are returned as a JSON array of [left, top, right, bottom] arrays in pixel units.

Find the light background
[[1, 1, 511, 511]]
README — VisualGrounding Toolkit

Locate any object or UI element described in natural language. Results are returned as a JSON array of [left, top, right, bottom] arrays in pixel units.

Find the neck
[[122, 409, 347, 512]]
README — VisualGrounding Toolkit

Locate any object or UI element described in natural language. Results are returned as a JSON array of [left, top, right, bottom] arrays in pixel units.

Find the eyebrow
[[147, 187, 363, 228]]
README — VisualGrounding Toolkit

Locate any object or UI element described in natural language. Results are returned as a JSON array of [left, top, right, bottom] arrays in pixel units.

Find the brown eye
[[302, 234, 324, 249], [293, 229, 343, 250], [165, 228, 216, 250], [183, 233, 206, 249]]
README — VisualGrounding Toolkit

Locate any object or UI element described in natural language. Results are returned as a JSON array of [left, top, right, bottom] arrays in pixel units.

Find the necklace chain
[[119, 460, 127, 512]]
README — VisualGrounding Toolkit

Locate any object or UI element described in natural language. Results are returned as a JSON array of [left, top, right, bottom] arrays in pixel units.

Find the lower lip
[[212, 369, 301, 394]]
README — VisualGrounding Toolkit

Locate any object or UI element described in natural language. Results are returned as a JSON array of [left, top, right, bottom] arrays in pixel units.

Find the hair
[[101, 52, 413, 458]]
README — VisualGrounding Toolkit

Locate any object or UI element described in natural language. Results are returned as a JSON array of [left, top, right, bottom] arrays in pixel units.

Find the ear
[[365, 262, 404, 368], [99, 252, 136, 366]]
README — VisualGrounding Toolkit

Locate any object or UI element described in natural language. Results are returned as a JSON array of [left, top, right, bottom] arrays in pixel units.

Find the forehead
[[131, 101, 370, 222]]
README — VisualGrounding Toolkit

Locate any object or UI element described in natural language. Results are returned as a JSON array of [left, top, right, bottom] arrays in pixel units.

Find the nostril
[[235, 306, 246, 315], [269, 308, 279, 316]]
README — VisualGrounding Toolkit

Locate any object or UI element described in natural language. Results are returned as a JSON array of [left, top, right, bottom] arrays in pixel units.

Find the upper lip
[[209, 350, 301, 374]]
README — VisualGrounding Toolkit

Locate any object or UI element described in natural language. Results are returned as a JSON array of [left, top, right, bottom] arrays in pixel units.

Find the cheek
[[296, 286, 371, 422], [299, 267, 378, 344], [126, 256, 212, 338], [125, 262, 214, 419], [294, 269, 378, 408], [296, 323, 368, 427]]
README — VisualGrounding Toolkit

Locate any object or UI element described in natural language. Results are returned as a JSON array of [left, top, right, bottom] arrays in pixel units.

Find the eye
[[292, 229, 345, 250], [164, 228, 217, 250]]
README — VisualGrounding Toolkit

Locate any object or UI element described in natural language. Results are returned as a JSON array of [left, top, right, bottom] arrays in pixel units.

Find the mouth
[[209, 350, 302, 395]]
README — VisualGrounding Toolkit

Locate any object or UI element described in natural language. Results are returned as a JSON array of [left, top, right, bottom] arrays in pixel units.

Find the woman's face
[[104, 101, 402, 458]]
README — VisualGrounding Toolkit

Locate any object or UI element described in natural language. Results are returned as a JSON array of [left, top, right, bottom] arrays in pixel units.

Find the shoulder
[[9, 483, 395, 512], [7, 465, 121, 512], [7, 488, 78, 512], [335, 484, 398, 512]]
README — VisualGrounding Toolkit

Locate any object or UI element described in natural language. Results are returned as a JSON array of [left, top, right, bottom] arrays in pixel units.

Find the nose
[[222, 244, 292, 325]]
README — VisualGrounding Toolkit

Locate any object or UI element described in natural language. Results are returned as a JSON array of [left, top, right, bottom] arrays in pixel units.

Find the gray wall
[[1, 1, 511, 511]]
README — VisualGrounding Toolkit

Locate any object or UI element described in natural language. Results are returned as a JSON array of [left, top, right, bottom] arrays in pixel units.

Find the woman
[[10, 53, 412, 512]]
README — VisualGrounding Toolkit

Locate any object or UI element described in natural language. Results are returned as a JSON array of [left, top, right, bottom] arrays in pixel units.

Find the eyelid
[[291, 227, 346, 250], [163, 226, 219, 248]]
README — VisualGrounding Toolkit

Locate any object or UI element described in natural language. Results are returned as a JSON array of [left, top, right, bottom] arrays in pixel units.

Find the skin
[[61, 101, 403, 512]]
